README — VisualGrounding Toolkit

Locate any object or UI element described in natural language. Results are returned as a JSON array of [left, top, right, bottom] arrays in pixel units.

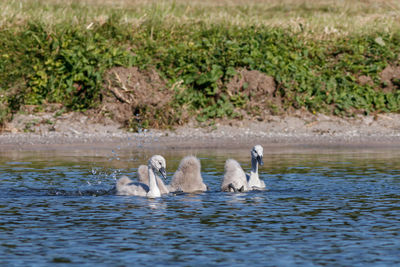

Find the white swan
[[246, 145, 265, 189], [168, 156, 207, 193], [116, 155, 167, 198], [221, 145, 265, 192], [137, 156, 207, 193], [137, 164, 170, 195]]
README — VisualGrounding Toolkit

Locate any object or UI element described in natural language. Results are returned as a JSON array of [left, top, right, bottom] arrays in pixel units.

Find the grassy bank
[[1, 0, 400, 129]]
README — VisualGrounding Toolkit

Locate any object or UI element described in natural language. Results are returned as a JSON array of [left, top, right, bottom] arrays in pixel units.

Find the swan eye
[[158, 161, 164, 168], [253, 148, 263, 157]]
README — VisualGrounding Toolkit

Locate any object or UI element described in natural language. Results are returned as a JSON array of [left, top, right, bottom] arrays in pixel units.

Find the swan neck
[[147, 166, 160, 197], [248, 157, 260, 188], [251, 157, 258, 175]]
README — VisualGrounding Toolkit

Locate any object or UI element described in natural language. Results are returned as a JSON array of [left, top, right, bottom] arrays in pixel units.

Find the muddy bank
[[2, 111, 400, 151]]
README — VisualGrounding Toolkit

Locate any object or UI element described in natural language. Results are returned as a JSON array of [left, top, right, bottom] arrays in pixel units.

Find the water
[[1, 147, 400, 266]]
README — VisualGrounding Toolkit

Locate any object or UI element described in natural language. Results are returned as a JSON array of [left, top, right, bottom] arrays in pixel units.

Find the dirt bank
[[1, 110, 400, 151]]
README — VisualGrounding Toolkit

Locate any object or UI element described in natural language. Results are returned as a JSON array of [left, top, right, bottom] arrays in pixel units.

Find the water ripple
[[0, 151, 400, 266]]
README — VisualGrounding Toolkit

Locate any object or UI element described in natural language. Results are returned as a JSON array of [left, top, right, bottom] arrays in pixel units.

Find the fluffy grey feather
[[221, 159, 250, 192], [168, 156, 207, 193]]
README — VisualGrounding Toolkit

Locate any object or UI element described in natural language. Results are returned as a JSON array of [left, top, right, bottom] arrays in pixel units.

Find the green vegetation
[[1, 0, 400, 129]]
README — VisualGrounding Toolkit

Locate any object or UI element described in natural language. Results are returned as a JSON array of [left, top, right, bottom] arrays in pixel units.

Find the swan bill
[[257, 155, 264, 166], [159, 167, 167, 180]]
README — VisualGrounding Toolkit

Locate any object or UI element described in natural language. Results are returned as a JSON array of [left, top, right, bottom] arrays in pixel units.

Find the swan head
[[251, 145, 264, 166], [149, 155, 167, 180]]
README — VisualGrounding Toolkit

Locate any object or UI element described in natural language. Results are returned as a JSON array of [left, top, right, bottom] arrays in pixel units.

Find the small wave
[[7, 185, 116, 197], [47, 187, 116, 196]]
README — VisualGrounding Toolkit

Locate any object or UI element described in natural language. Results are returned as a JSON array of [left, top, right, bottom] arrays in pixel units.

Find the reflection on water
[[1, 148, 400, 266]]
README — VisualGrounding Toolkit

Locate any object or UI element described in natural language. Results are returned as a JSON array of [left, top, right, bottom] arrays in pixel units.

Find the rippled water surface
[[1, 147, 400, 266]]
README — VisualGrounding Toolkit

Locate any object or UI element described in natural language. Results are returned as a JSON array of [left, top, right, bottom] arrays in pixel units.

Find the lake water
[[1, 146, 400, 266]]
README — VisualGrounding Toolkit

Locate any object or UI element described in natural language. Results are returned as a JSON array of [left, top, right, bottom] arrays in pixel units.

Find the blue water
[[0, 148, 400, 266]]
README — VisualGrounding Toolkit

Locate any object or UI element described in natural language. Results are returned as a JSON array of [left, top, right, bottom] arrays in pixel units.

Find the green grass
[[1, 0, 400, 129]]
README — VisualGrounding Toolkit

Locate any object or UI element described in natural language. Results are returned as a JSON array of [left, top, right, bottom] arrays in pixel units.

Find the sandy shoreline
[[1, 112, 400, 151]]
